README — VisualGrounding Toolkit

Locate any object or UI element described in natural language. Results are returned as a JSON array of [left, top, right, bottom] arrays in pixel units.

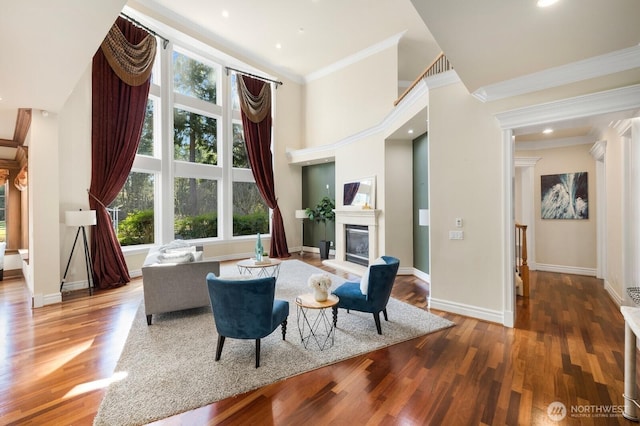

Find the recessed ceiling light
[[221, 10, 229, 18], [408, 129, 414, 134], [275, 43, 282, 49], [543, 128, 554, 134], [537, 0, 559, 7]]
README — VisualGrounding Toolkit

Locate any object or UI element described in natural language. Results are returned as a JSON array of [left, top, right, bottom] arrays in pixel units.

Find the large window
[[111, 29, 270, 247]]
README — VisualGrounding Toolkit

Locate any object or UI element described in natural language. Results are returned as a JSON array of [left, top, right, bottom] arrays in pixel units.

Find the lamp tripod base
[[60, 225, 95, 295]]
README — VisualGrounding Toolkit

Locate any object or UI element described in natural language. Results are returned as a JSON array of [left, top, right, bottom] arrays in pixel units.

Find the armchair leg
[[332, 306, 338, 328], [382, 309, 388, 321], [215, 335, 225, 361], [281, 319, 288, 340], [373, 313, 382, 335], [146, 314, 152, 326], [255, 339, 261, 368]]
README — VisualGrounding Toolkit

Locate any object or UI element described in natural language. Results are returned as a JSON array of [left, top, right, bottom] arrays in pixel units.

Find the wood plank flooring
[[0, 254, 632, 425]]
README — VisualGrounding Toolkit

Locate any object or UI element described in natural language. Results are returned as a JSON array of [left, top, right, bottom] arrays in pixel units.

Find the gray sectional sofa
[[141, 242, 220, 325]]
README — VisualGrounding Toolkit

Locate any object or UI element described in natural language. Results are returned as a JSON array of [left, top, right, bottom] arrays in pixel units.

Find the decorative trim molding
[[514, 156, 541, 167], [429, 297, 504, 325], [516, 136, 594, 151], [495, 84, 640, 130], [589, 140, 607, 161], [535, 263, 597, 277], [304, 32, 405, 83], [473, 45, 640, 102]]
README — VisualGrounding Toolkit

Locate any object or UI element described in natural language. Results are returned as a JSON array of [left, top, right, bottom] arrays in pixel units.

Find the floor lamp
[[60, 209, 97, 295], [295, 210, 307, 256]]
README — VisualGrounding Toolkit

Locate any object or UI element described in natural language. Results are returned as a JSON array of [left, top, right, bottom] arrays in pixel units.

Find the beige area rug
[[94, 260, 454, 426]]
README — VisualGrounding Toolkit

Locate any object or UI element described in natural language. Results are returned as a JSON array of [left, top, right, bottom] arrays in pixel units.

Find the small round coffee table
[[236, 258, 282, 280], [295, 293, 339, 350]]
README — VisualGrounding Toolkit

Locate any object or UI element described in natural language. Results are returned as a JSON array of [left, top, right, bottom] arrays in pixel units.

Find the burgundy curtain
[[343, 182, 360, 205], [237, 75, 290, 258], [89, 17, 156, 288]]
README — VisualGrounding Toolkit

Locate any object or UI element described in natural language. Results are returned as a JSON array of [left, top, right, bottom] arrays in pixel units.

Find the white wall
[[304, 46, 398, 147], [428, 81, 505, 322], [29, 111, 61, 306]]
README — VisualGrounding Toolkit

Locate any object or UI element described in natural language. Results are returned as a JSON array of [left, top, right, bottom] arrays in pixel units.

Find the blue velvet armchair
[[206, 274, 289, 368], [331, 256, 400, 334]]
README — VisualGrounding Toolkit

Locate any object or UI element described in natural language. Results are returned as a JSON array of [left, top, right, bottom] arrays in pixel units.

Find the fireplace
[[345, 225, 369, 266]]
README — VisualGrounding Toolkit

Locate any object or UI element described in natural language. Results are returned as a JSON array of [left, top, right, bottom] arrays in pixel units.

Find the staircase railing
[[394, 52, 452, 106], [515, 223, 530, 297]]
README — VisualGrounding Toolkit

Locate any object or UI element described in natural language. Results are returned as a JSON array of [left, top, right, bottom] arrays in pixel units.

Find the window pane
[[174, 108, 217, 165], [233, 182, 268, 236], [110, 172, 155, 246], [173, 51, 217, 103], [137, 98, 155, 156], [174, 178, 218, 240], [231, 73, 240, 110], [232, 123, 250, 168]]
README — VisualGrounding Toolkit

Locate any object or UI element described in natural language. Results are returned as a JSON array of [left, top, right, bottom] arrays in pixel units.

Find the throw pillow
[[360, 257, 386, 296], [157, 250, 195, 264]]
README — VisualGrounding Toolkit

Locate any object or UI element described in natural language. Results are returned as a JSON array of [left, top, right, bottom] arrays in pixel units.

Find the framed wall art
[[541, 172, 588, 219]]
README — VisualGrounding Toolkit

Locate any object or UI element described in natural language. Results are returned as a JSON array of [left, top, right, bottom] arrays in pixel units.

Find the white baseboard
[[412, 268, 430, 284], [429, 297, 504, 324], [604, 279, 623, 306], [536, 263, 596, 276]]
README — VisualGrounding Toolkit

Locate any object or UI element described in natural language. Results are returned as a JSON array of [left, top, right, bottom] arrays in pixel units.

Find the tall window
[[110, 30, 270, 247]]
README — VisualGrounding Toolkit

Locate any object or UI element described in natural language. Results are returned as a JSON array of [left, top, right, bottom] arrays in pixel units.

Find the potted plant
[[305, 195, 335, 259]]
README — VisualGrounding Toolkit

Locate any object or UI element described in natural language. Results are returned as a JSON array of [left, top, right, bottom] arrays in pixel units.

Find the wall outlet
[[449, 230, 464, 240]]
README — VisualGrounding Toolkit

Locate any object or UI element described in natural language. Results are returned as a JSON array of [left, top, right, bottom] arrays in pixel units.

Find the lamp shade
[[295, 209, 307, 219], [418, 209, 430, 227], [65, 210, 97, 227]]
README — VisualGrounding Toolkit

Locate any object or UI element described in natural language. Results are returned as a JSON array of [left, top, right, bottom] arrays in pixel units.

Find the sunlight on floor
[[35, 338, 95, 379], [64, 371, 128, 399]]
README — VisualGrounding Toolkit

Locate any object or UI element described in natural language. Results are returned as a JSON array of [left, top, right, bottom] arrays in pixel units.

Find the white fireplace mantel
[[327, 209, 381, 274], [334, 209, 380, 226]]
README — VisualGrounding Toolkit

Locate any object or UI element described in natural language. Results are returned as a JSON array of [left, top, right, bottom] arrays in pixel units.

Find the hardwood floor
[[0, 254, 632, 425]]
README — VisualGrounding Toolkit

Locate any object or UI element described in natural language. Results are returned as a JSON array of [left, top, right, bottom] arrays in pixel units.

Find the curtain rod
[[225, 66, 283, 87], [120, 12, 169, 49]]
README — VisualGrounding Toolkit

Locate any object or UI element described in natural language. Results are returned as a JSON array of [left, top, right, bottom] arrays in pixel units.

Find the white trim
[[591, 140, 607, 279], [515, 135, 594, 151], [604, 279, 623, 306], [473, 45, 640, 102], [536, 263, 597, 276], [502, 130, 516, 327], [304, 32, 405, 83], [429, 298, 504, 324], [413, 268, 430, 284], [514, 157, 541, 167], [495, 84, 640, 130]]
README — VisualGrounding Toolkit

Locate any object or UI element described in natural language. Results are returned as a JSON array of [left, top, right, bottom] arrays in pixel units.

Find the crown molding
[[515, 135, 593, 151], [514, 157, 541, 167], [304, 32, 405, 83], [473, 45, 640, 103], [495, 84, 640, 130]]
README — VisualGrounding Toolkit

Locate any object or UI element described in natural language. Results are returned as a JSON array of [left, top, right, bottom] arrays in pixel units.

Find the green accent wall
[[302, 163, 336, 247], [413, 133, 429, 273]]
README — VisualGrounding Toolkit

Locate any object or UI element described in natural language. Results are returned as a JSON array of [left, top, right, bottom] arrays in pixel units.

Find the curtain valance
[[237, 76, 271, 123], [101, 22, 157, 86]]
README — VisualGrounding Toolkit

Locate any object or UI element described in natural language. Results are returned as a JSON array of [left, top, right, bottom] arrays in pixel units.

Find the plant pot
[[318, 240, 330, 259]]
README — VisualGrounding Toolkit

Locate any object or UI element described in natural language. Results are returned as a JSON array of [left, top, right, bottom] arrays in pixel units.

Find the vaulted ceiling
[[1, 0, 639, 153]]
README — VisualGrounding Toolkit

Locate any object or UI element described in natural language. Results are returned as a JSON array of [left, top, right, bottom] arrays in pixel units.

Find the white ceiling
[[1, 0, 639, 147]]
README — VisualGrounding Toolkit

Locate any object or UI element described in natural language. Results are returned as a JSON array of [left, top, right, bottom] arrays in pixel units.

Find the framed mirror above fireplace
[[342, 176, 375, 209]]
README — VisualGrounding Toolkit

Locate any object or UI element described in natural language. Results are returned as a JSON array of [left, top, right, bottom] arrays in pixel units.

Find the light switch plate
[[449, 230, 464, 240]]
